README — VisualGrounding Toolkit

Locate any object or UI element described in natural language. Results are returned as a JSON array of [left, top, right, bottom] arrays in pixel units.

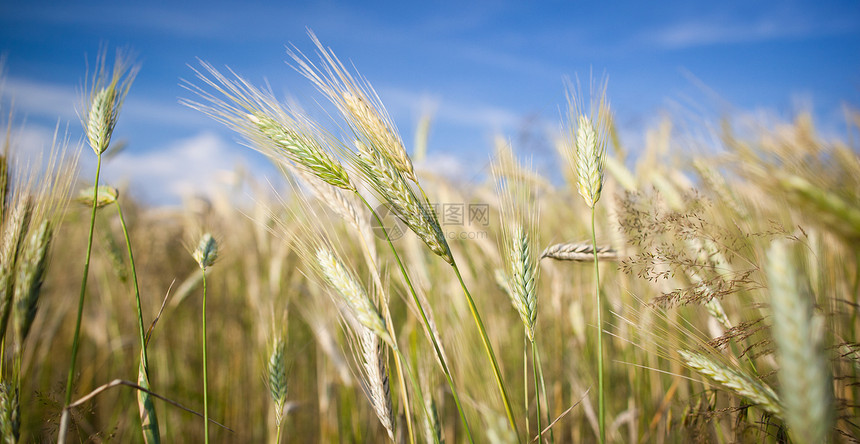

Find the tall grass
[[0, 38, 857, 443]]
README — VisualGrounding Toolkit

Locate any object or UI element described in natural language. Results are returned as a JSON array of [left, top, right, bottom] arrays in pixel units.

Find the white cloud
[[1, 77, 80, 121], [100, 131, 266, 205]]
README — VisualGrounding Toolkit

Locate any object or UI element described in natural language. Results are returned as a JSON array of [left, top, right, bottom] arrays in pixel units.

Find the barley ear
[[84, 51, 138, 156], [0, 197, 32, 345], [0, 382, 19, 443], [566, 79, 610, 208], [679, 350, 781, 416], [193, 233, 218, 270], [540, 242, 618, 262], [13, 220, 51, 345], [360, 328, 395, 441], [767, 240, 833, 443], [316, 247, 391, 345], [267, 336, 289, 421]]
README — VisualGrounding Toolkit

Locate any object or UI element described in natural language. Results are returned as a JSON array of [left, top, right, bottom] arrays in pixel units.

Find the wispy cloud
[[102, 131, 263, 205], [641, 10, 859, 50]]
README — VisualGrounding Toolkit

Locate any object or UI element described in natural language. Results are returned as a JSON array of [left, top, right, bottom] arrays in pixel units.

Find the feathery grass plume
[[315, 246, 391, 345], [540, 242, 618, 262], [83, 50, 138, 156], [679, 350, 781, 416], [350, 140, 451, 263], [0, 382, 18, 443], [13, 220, 51, 345], [193, 233, 218, 270], [767, 240, 833, 443], [359, 327, 395, 441], [566, 78, 610, 208], [288, 31, 416, 182], [183, 62, 355, 192]]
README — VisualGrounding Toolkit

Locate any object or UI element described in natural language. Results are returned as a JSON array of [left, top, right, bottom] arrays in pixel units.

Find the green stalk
[[451, 261, 520, 439], [59, 154, 103, 441], [201, 268, 210, 444], [117, 202, 160, 442], [391, 345, 439, 444], [590, 208, 605, 444], [534, 344, 553, 444], [524, 337, 530, 439], [532, 341, 542, 443], [358, 194, 475, 443]]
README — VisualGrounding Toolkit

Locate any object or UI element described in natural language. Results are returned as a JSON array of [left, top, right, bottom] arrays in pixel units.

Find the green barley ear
[[315, 247, 391, 345], [566, 78, 610, 208], [679, 349, 781, 416], [267, 336, 289, 418], [350, 142, 452, 263], [289, 31, 416, 182], [13, 220, 52, 346], [75, 185, 119, 209], [767, 240, 834, 443], [83, 51, 138, 156], [0, 382, 18, 443], [0, 197, 32, 345], [247, 112, 355, 191], [193, 233, 218, 270]]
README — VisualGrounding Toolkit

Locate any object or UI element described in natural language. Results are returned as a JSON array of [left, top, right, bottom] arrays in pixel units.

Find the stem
[[524, 337, 530, 439], [591, 208, 605, 444], [358, 194, 475, 443], [117, 203, 147, 366], [275, 420, 282, 444], [534, 344, 553, 444], [392, 346, 439, 444], [59, 154, 103, 442], [118, 202, 160, 442], [451, 261, 520, 439], [202, 268, 209, 444], [532, 341, 542, 444]]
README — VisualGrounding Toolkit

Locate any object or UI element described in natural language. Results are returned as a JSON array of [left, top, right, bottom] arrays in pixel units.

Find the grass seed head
[[193, 233, 218, 270], [83, 51, 138, 156]]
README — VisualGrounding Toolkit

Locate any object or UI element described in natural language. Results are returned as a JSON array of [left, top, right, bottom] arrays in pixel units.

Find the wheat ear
[[540, 242, 618, 262], [679, 349, 781, 416], [359, 327, 396, 441], [767, 240, 833, 443]]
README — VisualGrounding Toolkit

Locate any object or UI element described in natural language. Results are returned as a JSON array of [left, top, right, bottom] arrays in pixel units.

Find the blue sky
[[1, 1, 859, 204]]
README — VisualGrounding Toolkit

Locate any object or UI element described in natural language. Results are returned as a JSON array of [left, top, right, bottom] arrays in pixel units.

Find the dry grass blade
[[540, 242, 618, 262]]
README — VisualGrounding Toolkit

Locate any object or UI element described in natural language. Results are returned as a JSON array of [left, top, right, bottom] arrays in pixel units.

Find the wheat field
[[1, 41, 858, 443]]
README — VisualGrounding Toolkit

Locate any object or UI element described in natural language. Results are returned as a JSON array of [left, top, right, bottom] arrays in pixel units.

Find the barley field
[[1, 40, 859, 443]]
